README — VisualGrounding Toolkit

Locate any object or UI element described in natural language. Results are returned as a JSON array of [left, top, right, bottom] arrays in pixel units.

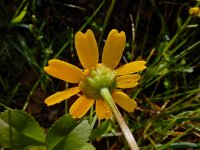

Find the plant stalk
[[98, 0, 116, 46], [100, 88, 139, 150]]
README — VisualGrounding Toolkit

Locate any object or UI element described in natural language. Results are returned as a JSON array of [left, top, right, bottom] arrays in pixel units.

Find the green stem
[[100, 88, 139, 150], [98, 0, 116, 46]]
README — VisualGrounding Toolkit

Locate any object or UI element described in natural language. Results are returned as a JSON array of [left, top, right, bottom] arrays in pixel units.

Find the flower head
[[44, 29, 146, 119], [189, 7, 200, 17]]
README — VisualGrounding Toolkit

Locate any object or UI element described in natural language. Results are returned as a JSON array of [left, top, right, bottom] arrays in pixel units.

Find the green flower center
[[79, 64, 117, 100]]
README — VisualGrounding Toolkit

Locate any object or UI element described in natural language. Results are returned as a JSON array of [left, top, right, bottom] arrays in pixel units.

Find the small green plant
[[0, 110, 94, 150], [0, 0, 200, 149]]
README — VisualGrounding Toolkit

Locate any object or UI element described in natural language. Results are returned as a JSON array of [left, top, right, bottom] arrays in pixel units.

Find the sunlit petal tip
[[44, 66, 48, 72], [118, 30, 126, 37], [44, 87, 81, 106], [96, 100, 112, 119], [139, 60, 147, 67], [102, 29, 126, 69], [44, 59, 83, 83], [85, 29, 94, 35], [75, 29, 99, 69], [116, 61, 147, 76], [69, 95, 95, 118], [112, 91, 137, 112]]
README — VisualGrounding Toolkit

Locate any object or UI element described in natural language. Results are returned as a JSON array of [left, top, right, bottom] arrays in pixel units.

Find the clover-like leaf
[[0, 110, 46, 149], [46, 114, 93, 150]]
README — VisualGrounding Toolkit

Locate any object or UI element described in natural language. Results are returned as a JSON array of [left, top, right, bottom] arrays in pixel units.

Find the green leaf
[[176, 17, 182, 30], [46, 114, 93, 150], [10, 35, 40, 70], [80, 143, 96, 150], [11, 2, 29, 24], [25, 145, 47, 150], [0, 110, 46, 149]]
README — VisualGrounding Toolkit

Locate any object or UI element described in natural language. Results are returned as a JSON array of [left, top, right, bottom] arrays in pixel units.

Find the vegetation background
[[0, 0, 200, 149]]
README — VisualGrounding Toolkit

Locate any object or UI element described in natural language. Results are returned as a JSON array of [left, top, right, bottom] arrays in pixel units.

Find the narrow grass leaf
[[11, 2, 29, 24], [89, 120, 110, 140]]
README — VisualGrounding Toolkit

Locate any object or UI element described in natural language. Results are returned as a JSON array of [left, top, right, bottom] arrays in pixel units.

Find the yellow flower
[[44, 29, 146, 119], [189, 7, 200, 17]]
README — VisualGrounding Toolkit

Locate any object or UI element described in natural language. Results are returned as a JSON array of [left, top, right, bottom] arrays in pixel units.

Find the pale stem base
[[100, 88, 139, 150]]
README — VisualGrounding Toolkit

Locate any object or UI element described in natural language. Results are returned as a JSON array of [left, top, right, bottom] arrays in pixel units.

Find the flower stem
[[100, 88, 139, 150]]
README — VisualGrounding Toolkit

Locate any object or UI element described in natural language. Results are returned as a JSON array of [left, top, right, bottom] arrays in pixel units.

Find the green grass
[[0, 0, 200, 149]]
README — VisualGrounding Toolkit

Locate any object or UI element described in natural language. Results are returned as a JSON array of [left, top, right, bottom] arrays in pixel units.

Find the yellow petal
[[102, 29, 126, 69], [112, 91, 137, 112], [75, 29, 99, 69], [44, 59, 83, 83], [116, 61, 146, 76], [69, 95, 95, 118], [45, 87, 81, 106], [96, 100, 112, 119], [117, 74, 141, 88]]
